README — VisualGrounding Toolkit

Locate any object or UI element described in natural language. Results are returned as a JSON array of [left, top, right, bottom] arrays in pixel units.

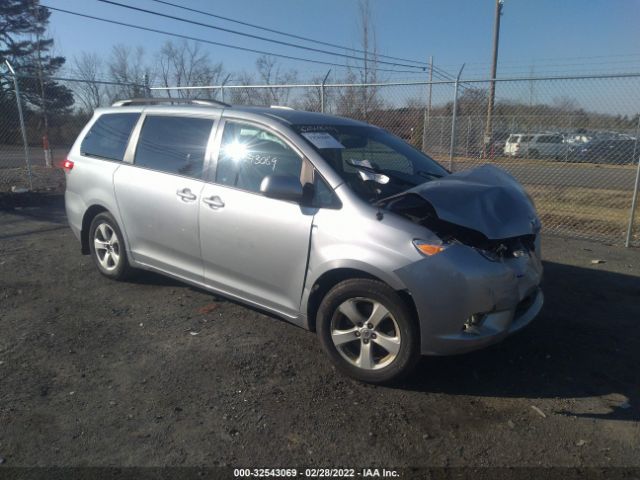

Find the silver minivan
[[64, 98, 544, 383], [505, 133, 566, 158]]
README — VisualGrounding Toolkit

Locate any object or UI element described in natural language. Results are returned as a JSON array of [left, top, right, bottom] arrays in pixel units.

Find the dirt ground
[[0, 196, 639, 472]]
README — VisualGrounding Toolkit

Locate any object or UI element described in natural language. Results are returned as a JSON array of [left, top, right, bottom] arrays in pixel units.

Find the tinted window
[[216, 121, 303, 193], [311, 173, 340, 208], [81, 113, 139, 161], [134, 116, 214, 178]]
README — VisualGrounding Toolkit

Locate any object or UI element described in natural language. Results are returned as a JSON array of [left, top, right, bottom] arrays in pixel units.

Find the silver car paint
[[65, 104, 544, 356], [112, 109, 221, 282]]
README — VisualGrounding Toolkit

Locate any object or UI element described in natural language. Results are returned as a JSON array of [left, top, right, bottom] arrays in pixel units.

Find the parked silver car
[[64, 98, 544, 383]]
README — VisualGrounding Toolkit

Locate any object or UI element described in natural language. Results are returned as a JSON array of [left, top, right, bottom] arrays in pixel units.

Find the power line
[[43, 5, 423, 74], [141, 0, 466, 84], [437, 54, 640, 70], [146, 0, 430, 68], [97, 0, 426, 71]]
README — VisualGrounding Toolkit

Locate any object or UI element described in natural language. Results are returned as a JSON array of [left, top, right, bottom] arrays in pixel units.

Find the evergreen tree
[[1, 0, 73, 143]]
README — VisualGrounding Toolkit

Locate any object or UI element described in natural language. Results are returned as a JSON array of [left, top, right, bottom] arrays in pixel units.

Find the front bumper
[[395, 243, 543, 355]]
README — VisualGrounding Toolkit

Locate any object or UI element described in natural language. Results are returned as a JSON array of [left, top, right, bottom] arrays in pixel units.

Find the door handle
[[203, 195, 225, 209], [176, 188, 197, 202]]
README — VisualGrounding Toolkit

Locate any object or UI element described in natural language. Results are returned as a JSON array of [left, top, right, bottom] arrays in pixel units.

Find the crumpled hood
[[390, 165, 539, 239]]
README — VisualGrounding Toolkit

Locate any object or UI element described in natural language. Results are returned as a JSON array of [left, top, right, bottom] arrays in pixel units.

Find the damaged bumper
[[395, 242, 543, 356]]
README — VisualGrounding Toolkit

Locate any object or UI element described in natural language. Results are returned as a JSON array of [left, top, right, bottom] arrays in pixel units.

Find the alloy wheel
[[330, 297, 401, 370], [93, 222, 121, 271]]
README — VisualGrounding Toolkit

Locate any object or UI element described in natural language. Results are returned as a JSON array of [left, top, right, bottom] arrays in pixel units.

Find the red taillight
[[62, 158, 74, 170]]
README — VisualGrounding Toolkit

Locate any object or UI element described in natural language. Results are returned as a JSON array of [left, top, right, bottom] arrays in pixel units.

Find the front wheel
[[317, 279, 420, 384]]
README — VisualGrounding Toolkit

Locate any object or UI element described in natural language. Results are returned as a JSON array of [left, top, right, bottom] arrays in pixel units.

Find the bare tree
[[227, 71, 258, 105], [255, 55, 297, 105], [157, 41, 225, 99], [295, 74, 334, 112], [107, 45, 151, 100], [553, 96, 580, 113], [337, 0, 383, 120], [72, 52, 105, 111]]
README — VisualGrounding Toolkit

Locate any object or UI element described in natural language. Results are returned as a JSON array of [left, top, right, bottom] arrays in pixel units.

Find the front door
[[199, 120, 314, 315], [114, 114, 217, 282]]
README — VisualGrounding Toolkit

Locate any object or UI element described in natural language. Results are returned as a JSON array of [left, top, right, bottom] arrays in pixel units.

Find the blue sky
[[45, 0, 640, 82]]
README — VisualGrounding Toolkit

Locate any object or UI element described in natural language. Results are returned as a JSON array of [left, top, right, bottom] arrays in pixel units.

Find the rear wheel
[[317, 279, 420, 384], [89, 212, 132, 280]]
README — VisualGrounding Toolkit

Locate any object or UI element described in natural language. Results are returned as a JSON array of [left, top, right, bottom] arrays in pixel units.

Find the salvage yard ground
[[0, 197, 638, 468]]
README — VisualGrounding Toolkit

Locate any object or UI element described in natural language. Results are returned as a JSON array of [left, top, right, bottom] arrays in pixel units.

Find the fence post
[[625, 114, 640, 247], [143, 73, 150, 98], [466, 116, 471, 157], [448, 64, 465, 171], [320, 69, 331, 113], [220, 74, 231, 103], [5, 60, 33, 190], [421, 56, 434, 153]]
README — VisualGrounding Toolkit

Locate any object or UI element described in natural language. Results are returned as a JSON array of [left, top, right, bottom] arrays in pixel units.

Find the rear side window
[[134, 116, 215, 179], [81, 113, 140, 161]]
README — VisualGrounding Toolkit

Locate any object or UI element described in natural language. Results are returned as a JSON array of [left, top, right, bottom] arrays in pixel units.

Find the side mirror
[[260, 174, 304, 201]]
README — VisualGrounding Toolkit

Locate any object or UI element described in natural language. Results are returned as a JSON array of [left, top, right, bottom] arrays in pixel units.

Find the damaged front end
[[381, 165, 544, 355], [379, 165, 541, 260]]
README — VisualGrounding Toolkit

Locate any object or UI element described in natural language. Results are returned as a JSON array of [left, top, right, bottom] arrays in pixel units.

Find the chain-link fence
[[0, 67, 147, 195], [2, 68, 639, 246]]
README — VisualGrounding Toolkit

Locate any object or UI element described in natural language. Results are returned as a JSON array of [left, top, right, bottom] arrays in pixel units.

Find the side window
[[311, 172, 340, 209], [134, 115, 214, 179], [81, 113, 140, 161], [216, 121, 303, 193]]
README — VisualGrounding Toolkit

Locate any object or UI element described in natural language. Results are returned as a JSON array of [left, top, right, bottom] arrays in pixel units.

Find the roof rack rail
[[111, 98, 230, 108], [270, 105, 294, 110]]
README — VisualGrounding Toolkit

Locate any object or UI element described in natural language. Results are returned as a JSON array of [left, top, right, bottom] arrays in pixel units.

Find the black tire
[[316, 279, 420, 384], [88, 212, 133, 281]]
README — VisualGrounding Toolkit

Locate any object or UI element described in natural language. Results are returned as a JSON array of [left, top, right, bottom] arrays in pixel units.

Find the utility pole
[[483, 0, 504, 158]]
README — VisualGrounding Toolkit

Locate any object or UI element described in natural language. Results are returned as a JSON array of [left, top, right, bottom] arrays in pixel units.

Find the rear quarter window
[[80, 113, 140, 161]]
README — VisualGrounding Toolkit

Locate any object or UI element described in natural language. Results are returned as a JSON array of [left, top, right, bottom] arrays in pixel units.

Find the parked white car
[[505, 133, 567, 158]]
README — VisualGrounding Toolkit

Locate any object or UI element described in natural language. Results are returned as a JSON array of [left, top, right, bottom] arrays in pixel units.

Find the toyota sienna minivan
[[64, 98, 544, 383]]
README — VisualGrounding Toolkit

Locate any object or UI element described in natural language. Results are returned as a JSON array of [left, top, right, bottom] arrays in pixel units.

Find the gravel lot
[[0, 196, 639, 471]]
